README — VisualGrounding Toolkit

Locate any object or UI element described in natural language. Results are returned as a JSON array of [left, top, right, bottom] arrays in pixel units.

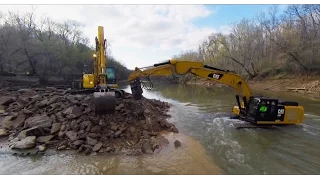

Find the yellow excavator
[[128, 60, 305, 125], [82, 26, 124, 113]]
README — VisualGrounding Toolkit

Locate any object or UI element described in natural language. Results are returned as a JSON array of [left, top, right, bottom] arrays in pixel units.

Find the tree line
[[172, 5, 320, 79], [0, 9, 130, 80]]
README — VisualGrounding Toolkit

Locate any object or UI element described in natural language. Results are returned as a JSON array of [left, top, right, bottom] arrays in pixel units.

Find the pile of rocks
[[0, 87, 178, 156]]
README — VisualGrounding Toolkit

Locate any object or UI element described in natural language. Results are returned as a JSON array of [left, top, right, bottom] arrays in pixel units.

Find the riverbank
[[186, 75, 320, 101]]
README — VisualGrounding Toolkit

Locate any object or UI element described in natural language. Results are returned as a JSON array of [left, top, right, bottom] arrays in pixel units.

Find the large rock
[[174, 140, 182, 148], [37, 135, 54, 143], [110, 125, 119, 132], [17, 126, 45, 139], [51, 122, 61, 134], [73, 140, 84, 146], [92, 142, 102, 152], [142, 141, 154, 154], [22, 109, 33, 115], [86, 136, 97, 146], [47, 96, 59, 105], [37, 99, 49, 108], [114, 130, 122, 138], [77, 130, 86, 139], [90, 126, 101, 133], [30, 94, 41, 101], [82, 121, 91, 127], [12, 113, 26, 129], [13, 136, 36, 149], [0, 116, 13, 129], [38, 145, 46, 152], [0, 97, 15, 106], [24, 114, 52, 128], [63, 106, 82, 118], [18, 88, 36, 94], [0, 128, 8, 137], [70, 120, 80, 131], [46, 87, 57, 92], [156, 135, 169, 147], [66, 131, 78, 142], [115, 103, 124, 111], [87, 133, 99, 139]]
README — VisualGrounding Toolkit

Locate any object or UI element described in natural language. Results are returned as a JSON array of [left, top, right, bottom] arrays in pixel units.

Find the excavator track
[[234, 123, 275, 129]]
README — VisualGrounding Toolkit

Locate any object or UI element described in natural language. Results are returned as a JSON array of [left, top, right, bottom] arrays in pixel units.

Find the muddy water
[[0, 132, 221, 175], [1, 83, 319, 175], [134, 83, 320, 175], [0, 83, 223, 175]]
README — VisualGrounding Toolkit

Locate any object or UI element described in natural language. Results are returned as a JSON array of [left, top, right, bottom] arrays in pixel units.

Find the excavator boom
[[93, 26, 116, 114], [97, 26, 107, 87], [128, 60, 304, 125], [129, 60, 252, 106]]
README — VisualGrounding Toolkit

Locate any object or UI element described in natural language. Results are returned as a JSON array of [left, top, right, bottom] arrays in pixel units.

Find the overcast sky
[[0, 4, 286, 69]]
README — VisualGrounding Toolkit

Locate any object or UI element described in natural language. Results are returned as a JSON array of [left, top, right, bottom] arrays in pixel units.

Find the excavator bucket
[[130, 78, 143, 100], [93, 91, 116, 114]]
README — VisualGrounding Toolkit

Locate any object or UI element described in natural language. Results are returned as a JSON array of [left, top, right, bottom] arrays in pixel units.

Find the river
[[0, 83, 319, 174]]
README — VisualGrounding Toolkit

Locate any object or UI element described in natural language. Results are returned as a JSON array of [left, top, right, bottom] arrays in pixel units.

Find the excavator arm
[[128, 60, 304, 125], [92, 26, 117, 113], [128, 60, 252, 108]]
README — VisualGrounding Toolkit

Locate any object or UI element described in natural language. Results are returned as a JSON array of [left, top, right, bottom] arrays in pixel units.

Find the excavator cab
[[240, 96, 304, 125], [93, 67, 119, 114], [106, 66, 118, 89]]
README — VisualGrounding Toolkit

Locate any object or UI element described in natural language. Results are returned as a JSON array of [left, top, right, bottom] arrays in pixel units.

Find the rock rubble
[[0, 87, 178, 156]]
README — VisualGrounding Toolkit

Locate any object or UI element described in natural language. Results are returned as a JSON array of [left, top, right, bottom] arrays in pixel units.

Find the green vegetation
[[0, 10, 130, 80], [172, 5, 320, 80]]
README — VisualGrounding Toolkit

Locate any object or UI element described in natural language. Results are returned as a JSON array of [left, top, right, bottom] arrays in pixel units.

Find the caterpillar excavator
[[82, 26, 124, 113], [128, 60, 305, 125]]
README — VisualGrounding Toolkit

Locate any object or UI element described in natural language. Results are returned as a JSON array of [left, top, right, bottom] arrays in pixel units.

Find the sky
[[0, 4, 288, 70]]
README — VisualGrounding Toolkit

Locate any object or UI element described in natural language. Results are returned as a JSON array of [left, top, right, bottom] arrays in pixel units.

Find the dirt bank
[[186, 75, 320, 101], [0, 87, 179, 156], [249, 75, 320, 101]]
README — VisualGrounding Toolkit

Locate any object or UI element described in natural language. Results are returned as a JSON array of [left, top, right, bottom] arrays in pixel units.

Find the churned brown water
[[0, 132, 222, 175], [1, 83, 319, 175]]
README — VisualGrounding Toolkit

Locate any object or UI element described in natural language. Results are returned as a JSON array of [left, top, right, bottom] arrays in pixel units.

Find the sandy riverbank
[[186, 75, 320, 101]]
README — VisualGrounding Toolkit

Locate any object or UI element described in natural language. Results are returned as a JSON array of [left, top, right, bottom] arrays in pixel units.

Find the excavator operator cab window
[[247, 98, 260, 117], [83, 64, 90, 74], [106, 67, 116, 84], [246, 97, 280, 122], [255, 98, 279, 121]]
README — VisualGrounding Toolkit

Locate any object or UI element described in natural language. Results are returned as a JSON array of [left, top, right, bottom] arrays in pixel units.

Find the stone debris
[[0, 87, 177, 156], [174, 140, 182, 148]]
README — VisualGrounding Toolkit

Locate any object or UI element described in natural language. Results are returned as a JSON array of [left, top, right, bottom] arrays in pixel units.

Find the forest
[[1, 5, 319, 83], [172, 5, 320, 80], [0, 9, 130, 80]]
